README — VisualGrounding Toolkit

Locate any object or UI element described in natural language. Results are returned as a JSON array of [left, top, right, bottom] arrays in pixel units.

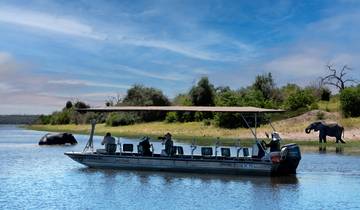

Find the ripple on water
[[1, 125, 360, 209]]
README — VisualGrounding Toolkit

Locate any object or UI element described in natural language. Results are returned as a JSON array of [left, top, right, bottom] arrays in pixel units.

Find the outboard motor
[[277, 143, 301, 174]]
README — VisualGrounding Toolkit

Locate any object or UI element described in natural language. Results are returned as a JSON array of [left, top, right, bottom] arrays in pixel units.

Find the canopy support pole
[[268, 119, 276, 132], [83, 119, 96, 152], [240, 113, 257, 140], [254, 113, 257, 138]]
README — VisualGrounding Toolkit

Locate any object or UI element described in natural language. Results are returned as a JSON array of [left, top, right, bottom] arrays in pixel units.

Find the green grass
[[318, 96, 341, 112]]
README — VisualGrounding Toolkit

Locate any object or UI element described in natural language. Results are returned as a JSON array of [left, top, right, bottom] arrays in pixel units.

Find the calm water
[[1, 125, 360, 210]]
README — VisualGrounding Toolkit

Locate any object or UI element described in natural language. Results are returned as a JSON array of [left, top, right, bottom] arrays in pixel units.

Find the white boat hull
[[65, 152, 281, 176]]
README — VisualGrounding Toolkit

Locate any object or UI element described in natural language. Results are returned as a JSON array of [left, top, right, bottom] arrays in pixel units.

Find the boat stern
[[272, 143, 301, 175]]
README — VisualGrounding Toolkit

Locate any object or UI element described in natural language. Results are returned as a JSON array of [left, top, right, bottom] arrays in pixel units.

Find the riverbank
[[27, 117, 360, 146]]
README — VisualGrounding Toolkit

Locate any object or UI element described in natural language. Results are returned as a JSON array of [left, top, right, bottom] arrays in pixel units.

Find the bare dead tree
[[105, 93, 122, 106], [320, 64, 358, 91]]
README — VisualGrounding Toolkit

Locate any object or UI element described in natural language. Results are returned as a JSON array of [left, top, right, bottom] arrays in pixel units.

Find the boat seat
[[173, 146, 184, 155], [106, 143, 117, 154], [221, 148, 231, 157], [243, 148, 250, 157], [137, 145, 143, 154], [122, 144, 134, 152], [201, 147, 213, 156], [252, 142, 265, 159]]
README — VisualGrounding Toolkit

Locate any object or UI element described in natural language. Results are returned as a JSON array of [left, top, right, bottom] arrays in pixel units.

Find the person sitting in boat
[[102, 132, 116, 146], [164, 132, 174, 156], [96, 132, 116, 154], [139, 136, 152, 156], [263, 132, 281, 152]]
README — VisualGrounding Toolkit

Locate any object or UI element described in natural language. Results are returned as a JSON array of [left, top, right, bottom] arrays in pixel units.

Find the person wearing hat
[[264, 132, 281, 152], [164, 132, 174, 156]]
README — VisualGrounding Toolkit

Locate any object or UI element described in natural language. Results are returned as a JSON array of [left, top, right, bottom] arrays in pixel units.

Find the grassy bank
[[27, 121, 360, 147]]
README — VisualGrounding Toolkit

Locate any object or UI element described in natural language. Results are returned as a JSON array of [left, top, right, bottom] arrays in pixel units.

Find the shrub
[[316, 111, 325, 120], [310, 102, 319, 110], [105, 113, 140, 126], [285, 89, 315, 111], [165, 112, 177, 123], [38, 115, 51, 124], [50, 111, 71, 125], [203, 119, 212, 126], [320, 88, 331, 101], [340, 87, 360, 117]]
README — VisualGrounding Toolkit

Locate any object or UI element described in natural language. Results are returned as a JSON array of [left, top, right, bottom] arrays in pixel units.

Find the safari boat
[[65, 106, 301, 176]]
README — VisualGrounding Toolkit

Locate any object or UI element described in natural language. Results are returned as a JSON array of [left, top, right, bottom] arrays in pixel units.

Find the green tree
[[189, 77, 215, 106], [120, 85, 170, 122], [252, 72, 278, 101], [285, 89, 316, 111], [340, 86, 360, 117], [214, 89, 243, 128], [280, 83, 300, 101]]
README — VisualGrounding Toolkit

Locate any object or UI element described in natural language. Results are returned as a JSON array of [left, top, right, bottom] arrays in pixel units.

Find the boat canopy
[[77, 106, 284, 113]]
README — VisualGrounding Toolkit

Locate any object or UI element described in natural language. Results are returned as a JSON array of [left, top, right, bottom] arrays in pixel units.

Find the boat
[[65, 106, 301, 176]]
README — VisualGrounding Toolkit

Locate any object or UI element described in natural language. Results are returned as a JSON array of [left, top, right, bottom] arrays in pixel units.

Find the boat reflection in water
[[76, 167, 299, 186], [65, 106, 302, 176]]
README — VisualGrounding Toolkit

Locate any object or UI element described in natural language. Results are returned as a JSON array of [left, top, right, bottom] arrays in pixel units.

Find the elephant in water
[[305, 121, 345, 143], [39, 133, 78, 145]]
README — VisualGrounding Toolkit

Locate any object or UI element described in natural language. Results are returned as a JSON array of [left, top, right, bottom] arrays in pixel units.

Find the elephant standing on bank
[[305, 121, 345, 143]]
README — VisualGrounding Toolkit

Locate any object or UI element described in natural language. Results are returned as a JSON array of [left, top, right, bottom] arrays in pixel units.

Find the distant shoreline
[[26, 121, 360, 147], [0, 115, 39, 124]]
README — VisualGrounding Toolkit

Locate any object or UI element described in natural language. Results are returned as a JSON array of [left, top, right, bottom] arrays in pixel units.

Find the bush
[[50, 111, 71, 125], [310, 102, 319, 110], [316, 111, 325, 120], [340, 87, 360, 117], [285, 89, 316, 111], [105, 113, 140, 126], [203, 119, 212, 126], [320, 88, 331, 101], [38, 115, 51, 124], [165, 112, 177, 123]]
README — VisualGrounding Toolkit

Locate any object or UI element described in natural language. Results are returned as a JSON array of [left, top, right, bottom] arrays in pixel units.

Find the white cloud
[[116, 64, 189, 81], [0, 52, 11, 64], [47, 79, 130, 89], [264, 53, 326, 76], [123, 38, 219, 61], [0, 6, 105, 40]]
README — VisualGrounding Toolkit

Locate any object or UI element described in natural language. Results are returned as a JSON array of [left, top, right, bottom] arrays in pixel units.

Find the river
[[0, 125, 359, 209]]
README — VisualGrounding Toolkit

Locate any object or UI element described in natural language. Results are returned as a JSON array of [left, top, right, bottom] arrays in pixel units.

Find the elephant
[[39, 133, 78, 145], [305, 121, 345, 143]]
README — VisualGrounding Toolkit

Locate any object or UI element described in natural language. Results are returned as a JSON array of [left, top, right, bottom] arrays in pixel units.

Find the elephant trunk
[[305, 126, 312, 134]]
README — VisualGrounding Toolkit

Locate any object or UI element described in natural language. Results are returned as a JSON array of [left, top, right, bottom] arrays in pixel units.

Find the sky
[[0, 0, 360, 114]]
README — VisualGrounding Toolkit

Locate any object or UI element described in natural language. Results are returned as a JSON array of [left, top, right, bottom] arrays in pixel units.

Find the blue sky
[[0, 0, 360, 114]]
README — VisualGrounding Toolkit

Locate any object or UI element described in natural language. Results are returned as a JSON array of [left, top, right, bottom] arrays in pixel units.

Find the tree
[[340, 86, 360, 117], [74, 101, 90, 109], [119, 85, 170, 122], [285, 89, 316, 111], [189, 77, 215, 106], [65, 101, 73, 109], [105, 93, 122, 107], [321, 64, 358, 91], [252, 72, 276, 100], [280, 83, 300, 101]]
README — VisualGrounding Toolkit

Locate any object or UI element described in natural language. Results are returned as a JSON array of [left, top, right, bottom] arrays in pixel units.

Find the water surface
[[0, 125, 359, 209]]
